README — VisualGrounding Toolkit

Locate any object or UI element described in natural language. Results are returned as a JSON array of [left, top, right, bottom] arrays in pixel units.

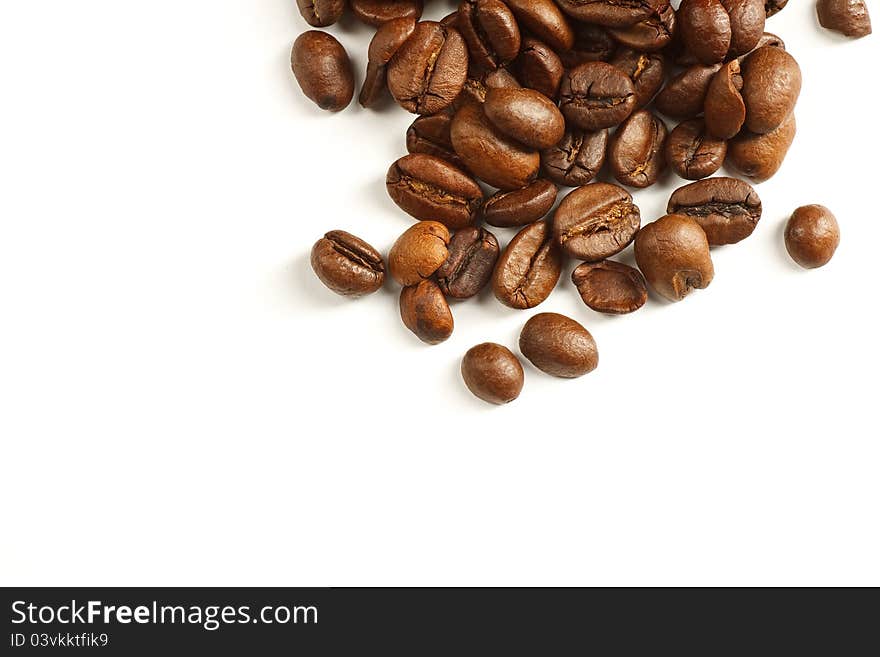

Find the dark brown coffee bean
[[703, 59, 745, 140], [450, 102, 540, 191], [484, 88, 565, 150], [608, 3, 676, 52], [818, 0, 871, 37], [765, 0, 788, 16], [572, 260, 648, 314], [785, 205, 840, 269], [453, 66, 521, 110], [634, 214, 715, 302], [290, 31, 354, 111], [560, 62, 637, 131], [541, 129, 608, 187], [668, 177, 762, 245], [722, 0, 765, 57], [559, 24, 616, 67], [492, 220, 563, 309], [608, 110, 668, 188], [386, 153, 484, 229], [514, 37, 564, 99], [360, 17, 417, 108], [504, 0, 575, 52], [461, 343, 524, 404], [388, 221, 451, 286], [399, 279, 455, 344], [387, 21, 468, 115], [519, 313, 598, 378], [679, 0, 732, 64], [610, 49, 667, 110], [441, 11, 460, 28], [740, 45, 801, 134], [436, 226, 500, 298], [350, 0, 423, 27], [556, 0, 668, 28], [553, 183, 641, 260], [296, 0, 345, 27], [727, 113, 795, 182], [406, 113, 468, 170], [483, 179, 558, 228], [665, 119, 727, 180], [311, 230, 386, 297], [654, 64, 722, 119], [457, 0, 521, 71]]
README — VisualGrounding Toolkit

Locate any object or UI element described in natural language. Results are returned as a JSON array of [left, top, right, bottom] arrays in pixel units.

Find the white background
[[1, 1, 878, 586]]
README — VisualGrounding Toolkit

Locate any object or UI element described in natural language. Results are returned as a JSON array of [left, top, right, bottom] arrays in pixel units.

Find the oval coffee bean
[[461, 343, 524, 404], [399, 279, 455, 344], [290, 31, 354, 111], [608, 3, 676, 52], [555, 0, 667, 28], [553, 183, 641, 261], [457, 0, 521, 71], [406, 113, 468, 170], [740, 45, 801, 134], [817, 0, 872, 38], [483, 179, 558, 228], [504, 0, 575, 53], [388, 221, 451, 286], [492, 220, 563, 309], [654, 64, 722, 119], [784, 205, 840, 269], [519, 313, 598, 378], [610, 49, 667, 110], [360, 17, 418, 108], [559, 62, 637, 131], [678, 0, 732, 65], [350, 0, 423, 27], [560, 23, 616, 68], [484, 88, 565, 150], [703, 59, 745, 140], [667, 177, 762, 245], [541, 129, 608, 187], [723, 0, 766, 57], [514, 37, 564, 99], [765, 0, 788, 17], [727, 113, 796, 182], [435, 226, 500, 298], [296, 0, 345, 27], [310, 230, 386, 297], [608, 110, 668, 189], [386, 153, 484, 229], [665, 119, 727, 180], [571, 260, 648, 314], [634, 214, 715, 302]]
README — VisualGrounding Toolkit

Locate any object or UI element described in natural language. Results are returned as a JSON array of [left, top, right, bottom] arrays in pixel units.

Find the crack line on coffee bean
[[328, 238, 384, 272], [394, 176, 475, 209], [560, 204, 633, 243], [673, 201, 759, 219]]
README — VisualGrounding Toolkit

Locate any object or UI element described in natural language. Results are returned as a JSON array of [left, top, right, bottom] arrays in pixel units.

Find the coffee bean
[[493, 220, 563, 309], [360, 17, 417, 108], [514, 37, 564, 99], [727, 112, 796, 182], [560, 23, 616, 68], [553, 183, 641, 260], [571, 260, 648, 314], [399, 279, 454, 344], [388, 221, 451, 286], [634, 214, 715, 302], [654, 63, 722, 119], [504, 0, 575, 53], [818, 0, 871, 37], [784, 205, 840, 269], [296, 0, 345, 27], [436, 226, 500, 298], [764, 0, 788, 17], [484, 88, 565, 150], [740, 45, 801, 134], [678, 0, 732, 65], [457, 0, 521, 72], [608, 3, 676, 52], [461, 343, 524, 404], [350, 0, 423, 27], [665, 119, 727, 180], [290, 31, 354, 111], [387, 21, 468, 115], [483, 179, 558, 228], [541, 129, 608, 187], [519, 313, 598, 378], [722, 0, 765, 57], [386, 153, 484, 229], [311, 230, 385, 297], [703, 59, 745, 140], [556, 0, 667, 28], [608, 110, 668, 188], [454, 66, 521, 110], [441, 10, 460, 28], [667, 177, 762, 245], [560, 62, 637, 131], [745, 31, 785, 56], [610, 49, 667, 110], [406, 113, 467, 170]]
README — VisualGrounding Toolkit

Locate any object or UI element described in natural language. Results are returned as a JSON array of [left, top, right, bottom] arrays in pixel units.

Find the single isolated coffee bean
[[461, 343, 524, 405], [608, 110, 668, 189], [634, 214, 715, 302], [483, 87, 565, 150], [350, 0, 423, 27], [665, 119, 727, 180], [519, 313, 598, 378], [541, 129, 608, 187], [388, 221, 451, 286], [553, 183, 641, 261], [399, 279, 455, 344], [608, 3, 677, 52], [740, 45, 801, 134], [668, 177, 762, 245], [678, 0, 732, 64], [483, 179, 558, 228], [560, 23, 616, 67], [386, 153, 484, 229], [654, 64, 722, 119], [572, 260, 648, 314], [435, 226, 500, 298], [493, 220, 563, 309], [360, 17, 418, 108], [559, 62, 637, 131], [727, 112, 796, 182], [406, 113, 467, 170], [610, 49, 667, 110], [290, 31, 354, 111], [514, 37, 564, 99], [555, 0, 667, 28], [703, 59, 746, 140], [504, 0, 575, 53], [723, 0, 766, 57], [457, 0, 521, 71], [817, 0, 872, 38], [310, 230, 386, 297], [296, 0, 345, 27], [784, 205, 840, 269], [765, 0, 788, 17]]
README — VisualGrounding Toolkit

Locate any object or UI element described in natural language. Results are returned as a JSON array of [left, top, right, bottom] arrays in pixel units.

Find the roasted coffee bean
[[608, 3, 677, 52], [387, 21, 468, 115], [571, 260, 648, 314], [556, 0, 668, 28], [514, 37, 564, 99], [454, 66, 521, 110], [436, 226, 500, 298], [386, 153, 483, 229], [608, 110, 668, 188], [559, 62, 637, 131], [519, 313, 598, 378], [310, 230, 386, 297], [290, 31, 354, 111], [740, 45, 801, 134], [399, 279, 455, 344], [457, 0, 521, 71], [388, 221, 451, 286], [541, 129, 608, 187], [634, 214, 715, 302], [296, 0, 345, 27], [553, 183, 641, 260], [610, 49, 667, 110], [785, 205, 840, 269], [483, 179, 558, 228], [764, 0, 788, 16], [727, 112, 795, 182], [504, 0, 575, 52], [654, 64, 721, 119], [492, 220, 563, 309], [817, 0, 872, 38], [484, 87, 565, 150], [560, 24, 616, 67], [406, 113, 467, 170], [350, 0, 423, 27], [668, 177, 762, 245], [665, 119, 727, 180], [450, 102, 541, 191], [723, 0, 765, 57], [704, 59, 745, 140], [360, 17, 417, 108], [747, 31, 785, 53], [678, 0, 732, 64], [461, 343, 524, 404]]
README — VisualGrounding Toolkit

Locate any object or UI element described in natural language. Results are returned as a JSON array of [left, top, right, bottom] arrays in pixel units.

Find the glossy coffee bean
[[406, 113, 467, 170], [504, 0, 575, 53], [360, 17, 417, 108], [556, 0, 667, 28], [296, 0, 345, 27], [634, 214, 715, 302], [608, 3, 676, 52], [310, 230, 386, 297], [665, 119, 727, 180], [519, 313, 598, 378], [453, 66, 521, 110], [704, 59, 745, 140], [388, 221, 451, 286], [514, 38, 564, 99], [290, 31, 354, 111], [654, 64, 722, 119], [436, 226, 500, 298], [678, 0, 732, 64], [386, 153, 483, 229], [399, 279, 454, 344], [559, 62, 637, 131], [668, 177, 762, 245], [560, 24, 616, 68], [727, 112, 796, 182], [723, 0, 766, 57], [541, 129, 608, 187], [461, 343, 524, 404], [765, 0, 788, 16], [493, 220, 563, 309], [484, 88, 565, 150], [571, 260, 648, 314], [483, 180, 558, 228], [350, 0, 423, 27], [784, 205, 840, 269], [553, 183, 641, 261], [740, 45, 801, 134], [457, 0, 521, 71], [610, 49, 667, 110], [817, 0, 872, 38], [608, 110, 668, 189]]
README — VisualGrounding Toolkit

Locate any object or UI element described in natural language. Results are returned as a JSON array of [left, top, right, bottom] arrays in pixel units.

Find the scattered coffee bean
[[484, 87, 565, 150], [634, 214, 715, 302], [436, 227, 501, 299], [493, 220, 563, 309], [784, 204, 840, 269], [608, 109, 668, 188], [553, 183, 641, 261], [388, 221, 451, 286], [290, 31, 354, 111], [610, 49, 667, 110], [541, 129, 608, 187], [350, 0, 423, 27], [461, 343, 524, 404], [704, 59, 746, 139], [817, 0, 872, 38], [399, 279, 455, 344], [572, 260, 648, 314], [514, 37, 564, 99], [360, 17, 417, 108], [406, 113, 467, 170], [678, 0, 732, 65], [654, 63, 721, 119], [483, 179, 558, 228], [519, 313, 598, 378], [665, 119, 727, 180], [740, 45, 801, 134], [311, 230, 385, 297], [296, 0, 345, 27], [668, 177, 762, 245], [727, 112, 796, 182], [560, 62, 637, 131], [457, 0, 521, 71], [608, 3, 677, 52], [505, 0, 575, 52]]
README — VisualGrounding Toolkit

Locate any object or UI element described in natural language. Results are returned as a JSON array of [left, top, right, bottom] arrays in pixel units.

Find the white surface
[[1, 1, 878, 586]]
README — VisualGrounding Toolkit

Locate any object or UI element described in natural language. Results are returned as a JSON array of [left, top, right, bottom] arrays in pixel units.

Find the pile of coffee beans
[[300, 0, 866, 404]]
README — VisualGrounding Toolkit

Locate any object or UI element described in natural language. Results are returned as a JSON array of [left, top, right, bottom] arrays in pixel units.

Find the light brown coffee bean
[[727, 112, 796, 182], [388, 221, 451, 286], [483, 87, 565, 150], [634, 214, 715, 302], [704, 59, 746, 140], [492, 220, 563, 309], [310, 230, 386, 297], [784, 205, 840, 269], [461, 343, 524, 404], [296, 0, 346, 27], [519, 313, 598, 378], [740, 45, 801, 134], [817, 0, 872, 38], [553, 183, 641, 261], [504, 0, 575, 53], [290, 31, 354, 111], [571, 260, 648, 314], [399, 279, 455, 344]]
